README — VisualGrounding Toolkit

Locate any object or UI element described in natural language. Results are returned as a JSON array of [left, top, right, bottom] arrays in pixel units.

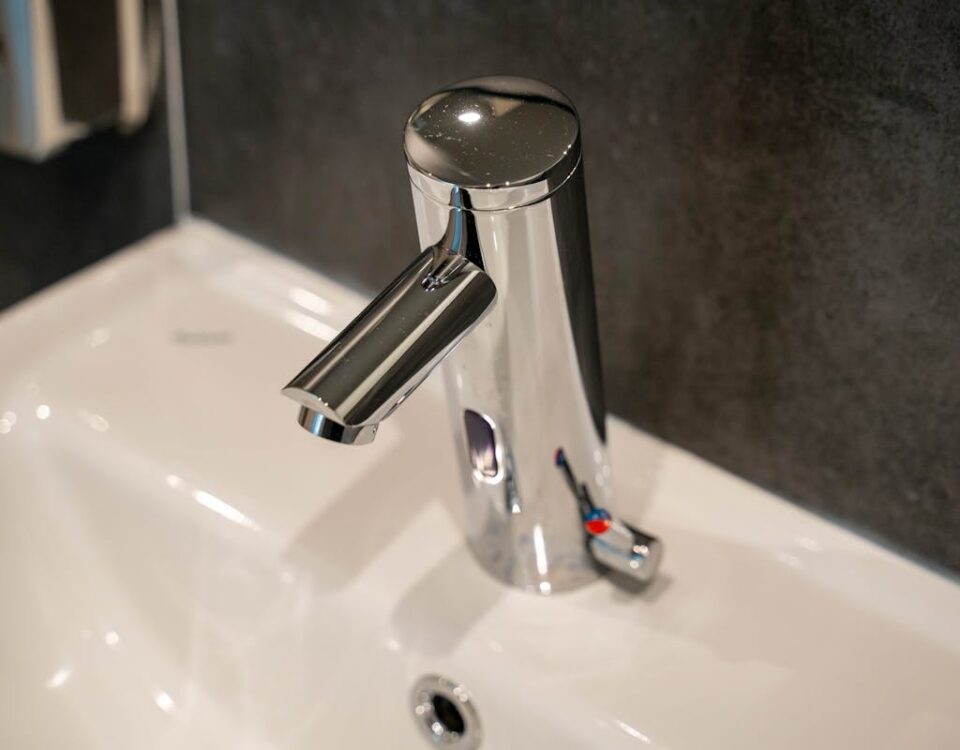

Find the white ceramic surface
[[1, 220, 958, 749]]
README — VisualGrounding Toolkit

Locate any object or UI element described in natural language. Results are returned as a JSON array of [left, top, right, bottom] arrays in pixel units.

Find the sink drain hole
[[411, 675, 481, 748], [430, 693, 466, 735]]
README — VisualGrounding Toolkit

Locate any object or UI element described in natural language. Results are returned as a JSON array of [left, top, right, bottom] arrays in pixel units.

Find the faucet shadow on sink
[[390, 545, 505, 658], [283, 391, 456, 592]]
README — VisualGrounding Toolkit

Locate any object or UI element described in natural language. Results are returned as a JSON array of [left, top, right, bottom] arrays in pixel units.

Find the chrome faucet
[[283, 77, 661, 592]]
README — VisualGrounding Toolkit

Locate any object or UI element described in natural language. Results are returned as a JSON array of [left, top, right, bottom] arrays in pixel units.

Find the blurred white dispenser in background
[[0, 0, 160, 160]]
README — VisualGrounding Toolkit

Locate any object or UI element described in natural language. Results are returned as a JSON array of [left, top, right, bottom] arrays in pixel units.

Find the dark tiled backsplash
[[0, 114, 173, 310], [179, 1, 960, 573]]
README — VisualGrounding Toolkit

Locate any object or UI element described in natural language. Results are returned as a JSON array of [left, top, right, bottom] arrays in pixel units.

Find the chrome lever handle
[[555, 449, 663, 584], [587, 518, 662, 584]]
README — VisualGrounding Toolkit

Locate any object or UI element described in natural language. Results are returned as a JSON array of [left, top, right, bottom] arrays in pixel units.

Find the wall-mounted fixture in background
[[0, 0, 161, 160]]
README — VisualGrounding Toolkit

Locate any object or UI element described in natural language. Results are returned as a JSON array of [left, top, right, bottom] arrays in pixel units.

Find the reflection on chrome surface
[[283, 77, 662, 592]]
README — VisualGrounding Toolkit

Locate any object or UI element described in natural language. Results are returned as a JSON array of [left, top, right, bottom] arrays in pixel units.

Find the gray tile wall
[[0, 112, 173, 310], [179, 0, 960, 573]]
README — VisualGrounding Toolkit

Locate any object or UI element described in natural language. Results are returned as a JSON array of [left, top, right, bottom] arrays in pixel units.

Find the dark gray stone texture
[[179, 0, 960, 573], [0, 109, 173, 310]]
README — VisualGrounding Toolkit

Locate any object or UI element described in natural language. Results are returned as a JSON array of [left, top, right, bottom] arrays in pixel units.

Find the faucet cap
[[404, 76, 581, 210]]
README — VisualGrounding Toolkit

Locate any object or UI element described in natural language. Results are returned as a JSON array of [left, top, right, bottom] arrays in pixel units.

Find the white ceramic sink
[[1, 219, 959, 749]]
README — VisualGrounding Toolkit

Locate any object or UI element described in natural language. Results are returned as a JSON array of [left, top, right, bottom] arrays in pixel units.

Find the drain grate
[[410, 675, 482, 748]]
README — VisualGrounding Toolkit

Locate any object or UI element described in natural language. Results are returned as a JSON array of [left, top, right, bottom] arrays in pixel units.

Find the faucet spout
[[282, 208, 496, 445]]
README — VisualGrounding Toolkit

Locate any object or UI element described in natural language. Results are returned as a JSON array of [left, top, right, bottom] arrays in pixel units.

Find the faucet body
[[285, 77, 660, 593], [409, 165, 609, 592]]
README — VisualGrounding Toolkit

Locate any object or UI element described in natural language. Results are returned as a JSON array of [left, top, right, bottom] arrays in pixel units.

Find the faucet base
[[466, 537, 603, 595]]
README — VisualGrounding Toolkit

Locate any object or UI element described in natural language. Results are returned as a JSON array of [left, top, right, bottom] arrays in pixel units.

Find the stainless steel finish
[[295, 406, 378, 446], [283, 212, 496, 445], [411, 674, 482, 749], [589, 521, 663, 584], [404, 76, 579, 211], [284, 76, 661, 591], [553, 446, 662, 584], [463, 410, 501, 481]]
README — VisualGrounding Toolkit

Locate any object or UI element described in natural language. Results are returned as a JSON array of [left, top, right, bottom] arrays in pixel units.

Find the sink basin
[[1, 219, 958, 749]]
